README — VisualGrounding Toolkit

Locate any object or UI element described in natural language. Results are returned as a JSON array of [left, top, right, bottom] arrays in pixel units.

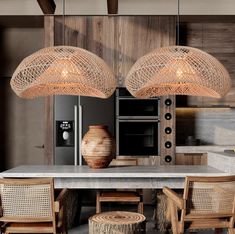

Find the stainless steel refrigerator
[[54, 95, 115, 165]]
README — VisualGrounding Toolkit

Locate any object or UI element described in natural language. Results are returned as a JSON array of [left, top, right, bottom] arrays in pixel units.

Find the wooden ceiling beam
[[37, 0, 56, 14], [107, 0, 118, 14]]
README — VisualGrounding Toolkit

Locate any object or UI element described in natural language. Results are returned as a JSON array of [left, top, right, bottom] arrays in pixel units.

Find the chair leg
[[228, 228, 235, 234], [138, 201, 144, 214], [165, 198, 171, 222], [169, 199, 179, 234], [96, 191, 101, 213]]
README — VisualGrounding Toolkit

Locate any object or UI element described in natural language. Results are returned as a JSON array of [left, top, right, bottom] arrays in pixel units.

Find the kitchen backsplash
[[176, 108, 235, 145]]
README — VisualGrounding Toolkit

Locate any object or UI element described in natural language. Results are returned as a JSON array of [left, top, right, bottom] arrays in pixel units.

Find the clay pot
[[81, 125, 115, 169]]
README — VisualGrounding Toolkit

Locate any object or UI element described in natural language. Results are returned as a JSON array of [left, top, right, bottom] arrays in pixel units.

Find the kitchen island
[[0, 164, 228, 189], [1, 151, 233, 189]]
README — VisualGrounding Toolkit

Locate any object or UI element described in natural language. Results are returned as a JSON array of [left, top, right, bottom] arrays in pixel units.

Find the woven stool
[[89, 211, 146, 234]]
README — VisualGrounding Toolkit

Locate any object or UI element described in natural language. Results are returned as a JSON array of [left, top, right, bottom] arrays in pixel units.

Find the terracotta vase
[[81, 125, 115, 169]]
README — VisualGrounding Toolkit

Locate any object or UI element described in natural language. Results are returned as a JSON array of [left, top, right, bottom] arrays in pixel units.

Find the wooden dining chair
[[96, 159, 144, 214], [0, 178, 68, 234], [163, 176, 235, 234]]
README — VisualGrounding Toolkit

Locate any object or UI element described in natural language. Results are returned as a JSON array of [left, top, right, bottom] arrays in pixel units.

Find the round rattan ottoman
[[89, 211, 146, 234]]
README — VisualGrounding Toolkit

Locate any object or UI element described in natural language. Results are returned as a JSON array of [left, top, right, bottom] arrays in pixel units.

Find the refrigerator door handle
[[74, 105, 78, 166], [79, 104, 83, 166]]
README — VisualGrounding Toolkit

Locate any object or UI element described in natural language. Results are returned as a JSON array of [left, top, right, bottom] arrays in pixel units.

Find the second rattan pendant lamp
[[125, 1, 231, 98], [10, 1, 116, 99]]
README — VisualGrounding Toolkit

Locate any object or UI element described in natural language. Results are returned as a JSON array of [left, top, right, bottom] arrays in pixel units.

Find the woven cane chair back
[[184, 176, 235, 215], [0, 178, 54, 220]]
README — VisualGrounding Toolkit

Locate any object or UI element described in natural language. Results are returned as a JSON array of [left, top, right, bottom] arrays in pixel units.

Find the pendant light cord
[[62, 0, 65, 45], [177, 0, 180, 45]]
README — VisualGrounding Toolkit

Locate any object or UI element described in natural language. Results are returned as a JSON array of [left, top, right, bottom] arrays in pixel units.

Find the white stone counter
[[2, 151, 235, 189], [0, 165, 227, 189], [208, 151, 235, 174], [0, 165, 226, 178], [176, 145, 235, 154]]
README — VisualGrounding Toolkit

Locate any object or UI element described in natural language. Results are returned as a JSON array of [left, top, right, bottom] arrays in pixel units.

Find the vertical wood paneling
[[44, 16, 54, 165], [116, 16, 176, 86], [180, 22, 235, 106], [175, 153, 207, 165], [55, 16, 176, 87]]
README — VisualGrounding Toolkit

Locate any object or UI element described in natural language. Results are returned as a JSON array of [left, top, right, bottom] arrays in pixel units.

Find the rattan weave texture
[[10, 46, 117, 99], [125, 46, 231, 98], [0, 183, 53, 219], [187, 181, 235, 214]]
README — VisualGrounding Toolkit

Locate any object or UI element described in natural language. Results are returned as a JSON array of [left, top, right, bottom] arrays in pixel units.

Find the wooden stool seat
[[89, 211, 146, 234], [99, 191, 141, 202]]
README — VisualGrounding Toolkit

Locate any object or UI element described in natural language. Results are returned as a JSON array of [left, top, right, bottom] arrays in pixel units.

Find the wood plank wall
[[44, 16, 55, 165], [179, 21, 235, 106], [54, 16, 176, 87]]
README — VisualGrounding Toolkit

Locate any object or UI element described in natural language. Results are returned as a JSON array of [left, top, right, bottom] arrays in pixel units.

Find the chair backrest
[[0, 178, 54, 221], [110, 158, 138, 166], [184, 176, 235, 215]]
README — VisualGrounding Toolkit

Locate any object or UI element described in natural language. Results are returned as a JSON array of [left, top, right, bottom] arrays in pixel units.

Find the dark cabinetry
[[116, 88, 159, 156]]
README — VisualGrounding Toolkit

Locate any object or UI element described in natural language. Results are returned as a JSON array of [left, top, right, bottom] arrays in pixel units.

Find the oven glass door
[[117, 120, 159, 156], [118, 99, 159, 117]]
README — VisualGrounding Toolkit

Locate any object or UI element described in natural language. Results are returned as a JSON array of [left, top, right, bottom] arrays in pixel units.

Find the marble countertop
[[176, 145, 235, 153], [207, 151, 235, 174], [0, 165, 227, 178]]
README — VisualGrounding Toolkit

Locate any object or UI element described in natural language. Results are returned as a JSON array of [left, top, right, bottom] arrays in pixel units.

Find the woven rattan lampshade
[[125, 46, 231, 98], [10, 46, 116, 99]]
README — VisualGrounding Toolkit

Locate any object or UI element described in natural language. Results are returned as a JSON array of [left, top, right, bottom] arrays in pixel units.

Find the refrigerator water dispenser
[[56, 121, 74, 147]]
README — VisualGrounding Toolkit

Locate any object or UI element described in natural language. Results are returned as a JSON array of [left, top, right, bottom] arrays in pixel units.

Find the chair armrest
[[163, 187, 184, 209], [54, 189, 68, 212]]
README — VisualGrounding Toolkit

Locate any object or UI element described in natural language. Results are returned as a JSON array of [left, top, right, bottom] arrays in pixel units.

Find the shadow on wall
[[0, 80, 7, 171], [176, 107, 235, 146], [0, 29, 8, 171]]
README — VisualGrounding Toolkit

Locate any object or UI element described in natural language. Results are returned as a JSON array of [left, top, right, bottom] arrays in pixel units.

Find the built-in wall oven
[[116, 88, 160, 156]]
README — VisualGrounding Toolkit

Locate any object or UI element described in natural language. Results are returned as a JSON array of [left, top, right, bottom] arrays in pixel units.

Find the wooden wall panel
[[180, 22, 235, 106], [175, 153, 207, 165], [55, 16, 176, 87], [44, 16, 54, 165]]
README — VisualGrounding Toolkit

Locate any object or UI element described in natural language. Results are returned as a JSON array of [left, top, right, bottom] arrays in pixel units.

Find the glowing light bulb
[[62, 68, 69, 77], [176, 67, 183, 78]]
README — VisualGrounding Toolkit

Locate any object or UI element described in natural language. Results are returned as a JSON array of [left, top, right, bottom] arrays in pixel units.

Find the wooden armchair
[[163, 176, 235, 234], [96, 159, 143, 214], [0, 178, 68, 234]]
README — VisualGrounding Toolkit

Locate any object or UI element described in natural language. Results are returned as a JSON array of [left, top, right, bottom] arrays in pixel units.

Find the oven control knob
[[165, 99, 172, 106], [165, 127, 172, 134], [165, 113, 172, 120], [165, 141, 172, 148], [165, 155, 172, 163]]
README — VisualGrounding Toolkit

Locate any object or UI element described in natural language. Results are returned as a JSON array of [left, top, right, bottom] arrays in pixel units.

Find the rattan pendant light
[[10, 46, 117, 99], [125, 0, 231, 98], [125, 45, 231, 98]]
